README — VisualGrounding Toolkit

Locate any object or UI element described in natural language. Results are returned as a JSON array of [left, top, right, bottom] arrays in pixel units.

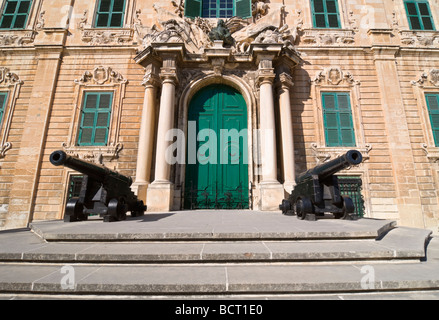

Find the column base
[[146, 181, 174, 212], [258, 181, 284, 211], [131, 182, 149, 204]]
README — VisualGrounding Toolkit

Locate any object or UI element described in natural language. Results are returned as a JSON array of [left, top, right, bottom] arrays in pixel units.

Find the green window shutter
[[185, 0, 201, 18], [78, 92, 113, 146], [404, 0, 435, 30], [311, 0, 341, 29], [95, 0, 126, 28], [0, 92, 8, 126], [236, 0, 251, 18], [322, 92, 356, 147], [0, 0, 33, 29], [426, 94, 439, 146]]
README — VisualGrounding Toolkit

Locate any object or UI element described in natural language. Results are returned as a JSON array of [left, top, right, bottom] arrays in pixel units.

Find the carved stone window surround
[[412, 68, 439, 162], [79, 0, 137, 45], [0, 68, 23, 159], [63, 66, 128, 164], [310, 66, 371, 163]]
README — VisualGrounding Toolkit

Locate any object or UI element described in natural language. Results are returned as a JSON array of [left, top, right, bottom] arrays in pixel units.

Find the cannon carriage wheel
[[333, 196, 355, 219], [65, 198, 87, 222], [295, 197, 314, 220], [107, 198, 128, 222]]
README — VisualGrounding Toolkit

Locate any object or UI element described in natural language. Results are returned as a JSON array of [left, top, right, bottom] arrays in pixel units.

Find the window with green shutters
[[0, 0, 33, 29], [322, 92, 356, 147], [311, 0, 341, 28], [185, 0, 251, 19], [404, 0, 435, 30], [426, 93, 439, 146], [77, 92, 113, 146], [95, 0, 126, 28], [0, 92, 7, 127]]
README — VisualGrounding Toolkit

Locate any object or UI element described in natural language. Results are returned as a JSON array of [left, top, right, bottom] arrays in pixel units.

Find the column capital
[[276, 72, 294, 90], [256, 68, 275, 87]]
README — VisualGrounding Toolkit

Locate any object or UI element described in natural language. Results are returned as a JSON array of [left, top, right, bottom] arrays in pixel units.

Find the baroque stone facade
[[0, 0, 438, 233]]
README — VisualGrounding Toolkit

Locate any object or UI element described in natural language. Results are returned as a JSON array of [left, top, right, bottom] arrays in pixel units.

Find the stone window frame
[[310, 66, 371, 163], [79, 0, 137, 45], [412, 68, 439, 162], [62, 66, 127, 165], [0, 67, 23, 159]]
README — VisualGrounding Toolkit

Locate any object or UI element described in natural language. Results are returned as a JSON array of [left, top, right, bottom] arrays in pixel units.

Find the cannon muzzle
[[296, 149, 363, 183], [50, 150, 68, 166]]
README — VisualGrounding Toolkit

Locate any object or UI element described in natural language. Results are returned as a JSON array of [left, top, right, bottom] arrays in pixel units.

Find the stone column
[[146, 54, 179, 211], [132, 64, 161, 203], [256, 57, 284, 210], [277, 73, 296, 193]]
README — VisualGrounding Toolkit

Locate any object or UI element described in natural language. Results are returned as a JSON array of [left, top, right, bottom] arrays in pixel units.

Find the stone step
[[29, 212, 396, 242], [0, 226, 431, 264], [0, 238, 438, 296]]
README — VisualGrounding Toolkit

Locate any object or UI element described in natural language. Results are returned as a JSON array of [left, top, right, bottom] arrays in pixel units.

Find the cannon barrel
[[49, 150, 132, 186], [296, 150, 362, 183]]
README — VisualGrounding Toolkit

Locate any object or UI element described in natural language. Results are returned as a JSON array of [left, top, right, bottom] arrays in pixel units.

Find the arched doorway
[[184, 84, 249, 209]]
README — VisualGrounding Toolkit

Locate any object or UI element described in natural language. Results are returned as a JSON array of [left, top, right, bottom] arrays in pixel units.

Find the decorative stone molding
[[81, 28, 134, 45], [61, 142, 124, 165], [0, 30, 37, 46], [301, 29, 355, 46], [310, 143, 372, 164], [399, 30, 439, 47], [311, 66, 359, 86], [74, 66, 128, 85], [411, 68, 439, 87], [0, 68, 23, 159]]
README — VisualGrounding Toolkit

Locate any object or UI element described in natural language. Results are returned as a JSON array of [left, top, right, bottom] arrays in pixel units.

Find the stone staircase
[[0, 211, 438, 298]]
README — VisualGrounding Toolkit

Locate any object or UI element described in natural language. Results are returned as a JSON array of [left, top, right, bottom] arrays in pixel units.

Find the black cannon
[[50, 150, 146, 222], [279, 150, 363, 220]]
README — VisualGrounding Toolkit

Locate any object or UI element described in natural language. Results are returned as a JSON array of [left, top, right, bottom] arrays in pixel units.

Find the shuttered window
[[404, 0, 435, 30], [185, 0, 251, 19], [322, 92, 356, 147], [311, 0, 341, 28], [0, 92, 7, 127], [0, 0, 32, 29], [95, 0, 126, 28], [426, 94, 439, 146], [78, 92, 113, 146]]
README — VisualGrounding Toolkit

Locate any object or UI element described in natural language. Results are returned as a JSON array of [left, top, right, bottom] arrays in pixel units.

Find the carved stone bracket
[[311, 143, 372, 165], [81, 28, 134, 45], [301, 29, 355, 46], [62, 142, 124, 165]]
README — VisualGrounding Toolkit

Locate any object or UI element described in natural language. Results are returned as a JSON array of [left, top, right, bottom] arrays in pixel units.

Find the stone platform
[[0, 210, 438, 299]]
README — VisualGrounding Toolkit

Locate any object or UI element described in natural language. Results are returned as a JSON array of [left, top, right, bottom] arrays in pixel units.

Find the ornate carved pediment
[[412, 68, 439, 87], [0, 67, 23, 86], [138, 3, 300, 55], [312, 67, 359, 86], [74, 66, 128, 85]]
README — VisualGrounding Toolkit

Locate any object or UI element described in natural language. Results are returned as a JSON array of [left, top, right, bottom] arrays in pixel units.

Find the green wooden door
[[184, 84, 249, 209]]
